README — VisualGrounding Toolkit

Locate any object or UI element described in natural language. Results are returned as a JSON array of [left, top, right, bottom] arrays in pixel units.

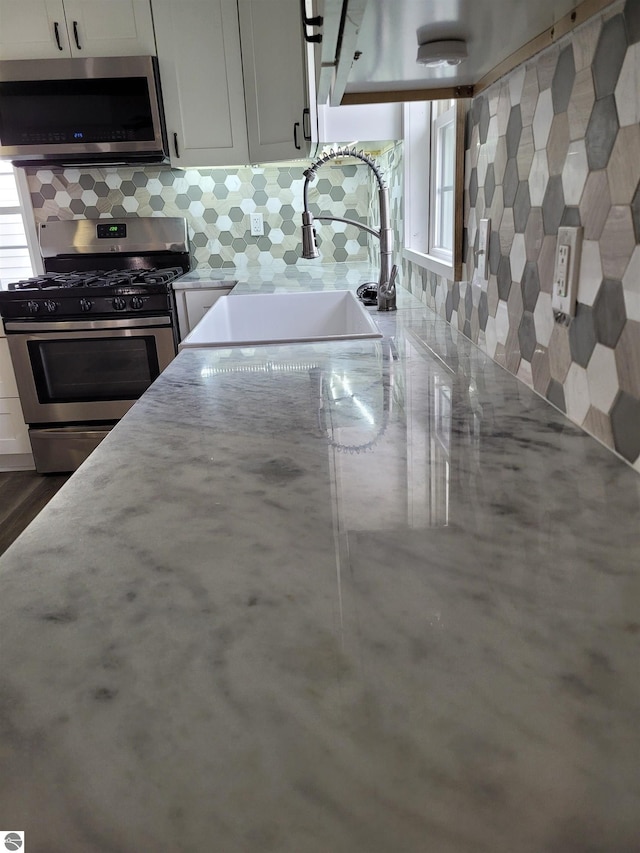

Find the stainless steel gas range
[[0, 217, 190, 473]]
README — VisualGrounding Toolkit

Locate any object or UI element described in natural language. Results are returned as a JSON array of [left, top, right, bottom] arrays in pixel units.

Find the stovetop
[[0, 267, 186, 321], [8, 267, 185, 292]]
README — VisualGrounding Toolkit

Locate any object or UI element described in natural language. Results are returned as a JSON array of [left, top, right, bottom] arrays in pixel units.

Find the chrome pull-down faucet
[[300, 147, 397, 311]]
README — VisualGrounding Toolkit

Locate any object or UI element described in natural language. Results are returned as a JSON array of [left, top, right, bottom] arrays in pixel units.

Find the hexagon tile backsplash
[[394, 0, 640, 472], [26, 162, 370, 270]]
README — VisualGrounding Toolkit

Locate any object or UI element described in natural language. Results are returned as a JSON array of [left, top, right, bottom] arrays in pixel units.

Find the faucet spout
[[300, 147, 397, 311]]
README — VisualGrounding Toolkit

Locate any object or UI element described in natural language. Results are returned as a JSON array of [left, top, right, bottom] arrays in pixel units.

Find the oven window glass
[[0, 77, 155, 146], [29, 336, 160, 403]]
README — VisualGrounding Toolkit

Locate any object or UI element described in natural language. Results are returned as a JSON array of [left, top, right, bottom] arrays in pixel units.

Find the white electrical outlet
[[477, 218, 490, 281], [552, 226, 582, 317], [249, 213, 264, 236]]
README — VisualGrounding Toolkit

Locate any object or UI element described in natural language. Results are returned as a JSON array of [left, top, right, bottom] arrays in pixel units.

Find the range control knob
[[44, 299, 58, 313], [112, 297, 127, 311], [131, 296, 144, 310], [26, 300, 40, 315], [79, 298, 93, 312]]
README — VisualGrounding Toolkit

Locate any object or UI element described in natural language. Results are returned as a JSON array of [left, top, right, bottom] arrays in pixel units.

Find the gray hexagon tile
[[523, 207, 543, 262], [548, 321, 572, 382], [592, 13, 629, 98], [551, 45, 576, 114], [519, 66, 540, 126], [579, 170, 611, 240], [585, 94, 620, 170], [615, 319, 640, 395], [592, 278, 627, 346], [569, 303, 598, 367], [607, 124, 640, 204], [546, 112, 570, 176], [599, 206, 635, 278], [610, 391, 640, 462], [568, 68, 596, 141], [537, 45, 560, 92], [541, 174, 565, 234]]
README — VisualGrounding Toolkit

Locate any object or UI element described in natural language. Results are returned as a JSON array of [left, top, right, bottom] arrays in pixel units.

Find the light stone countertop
[[0, 264, 639, 852]]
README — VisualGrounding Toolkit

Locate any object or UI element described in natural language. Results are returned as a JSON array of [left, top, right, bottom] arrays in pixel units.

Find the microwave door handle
[[72, 20, 82, 50], [53, 21, 64, 51]]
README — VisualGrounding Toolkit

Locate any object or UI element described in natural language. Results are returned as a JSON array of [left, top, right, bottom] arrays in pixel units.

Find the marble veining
[[0, 270, 639, 852]]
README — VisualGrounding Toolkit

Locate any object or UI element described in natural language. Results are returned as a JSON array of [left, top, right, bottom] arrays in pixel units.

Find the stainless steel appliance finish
[[5, 316, 177, 423], [28, 426, 112, 475], [40, 217, 189, 259], [0, 217, 190, 472], [0, 55, 168, 165]]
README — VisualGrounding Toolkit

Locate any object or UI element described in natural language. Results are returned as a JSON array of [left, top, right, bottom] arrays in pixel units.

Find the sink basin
[[179, 289, 382, 348]]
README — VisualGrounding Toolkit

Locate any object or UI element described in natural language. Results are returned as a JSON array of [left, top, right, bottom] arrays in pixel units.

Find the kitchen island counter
[[0, 267, 639, 852]]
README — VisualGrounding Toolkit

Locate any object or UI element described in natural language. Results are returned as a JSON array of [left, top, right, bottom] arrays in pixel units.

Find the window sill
[[402, 248, 454, 281]]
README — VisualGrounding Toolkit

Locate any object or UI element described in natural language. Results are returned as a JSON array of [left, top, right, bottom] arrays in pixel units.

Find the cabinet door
[[0, 337, 19, 399], [152, 0, 249, 168], [238, 0, 313, 162], [0, 397, 31, 455], [176, 288, 233, 339], [61, 0, 156, 56], [0, 0, 70, 59]]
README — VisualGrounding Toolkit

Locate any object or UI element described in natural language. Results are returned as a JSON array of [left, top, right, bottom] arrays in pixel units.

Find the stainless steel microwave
[[0, 55, 168, 166]]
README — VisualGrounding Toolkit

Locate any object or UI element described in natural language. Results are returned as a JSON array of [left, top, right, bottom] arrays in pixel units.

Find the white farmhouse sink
[[179, 290, 382, 348]]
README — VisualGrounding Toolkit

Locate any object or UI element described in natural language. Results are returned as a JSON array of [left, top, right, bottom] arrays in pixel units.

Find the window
[[0, 162, 36, 288], [402, 99, 465, 280]]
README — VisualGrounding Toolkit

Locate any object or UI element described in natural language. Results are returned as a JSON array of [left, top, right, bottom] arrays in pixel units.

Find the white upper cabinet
[[152, 0, 250, 168], [59, 0, 156, 56], [152, 0, 314, 168], [238, 0, 314, 162], [0, 0, 156, 60]]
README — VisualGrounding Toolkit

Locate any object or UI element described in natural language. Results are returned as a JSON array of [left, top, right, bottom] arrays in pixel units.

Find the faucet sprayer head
[[301, 211, 319, 259]]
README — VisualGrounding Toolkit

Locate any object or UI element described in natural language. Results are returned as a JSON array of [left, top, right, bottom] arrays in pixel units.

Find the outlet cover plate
[[250, 213, 264, 237], [552, 226, 582, 317]]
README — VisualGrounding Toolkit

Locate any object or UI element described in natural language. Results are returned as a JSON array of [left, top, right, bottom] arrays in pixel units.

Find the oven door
[[4, 317, 176, 424]]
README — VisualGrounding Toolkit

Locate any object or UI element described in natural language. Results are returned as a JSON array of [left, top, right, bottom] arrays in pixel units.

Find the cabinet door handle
[[53, 21, 64, 51], [72, 20, 82, 50], [302, 108, 311, 141], [173, 133, 180, 158], [300, 0, 323, 42], [293, 122, 301, 150]]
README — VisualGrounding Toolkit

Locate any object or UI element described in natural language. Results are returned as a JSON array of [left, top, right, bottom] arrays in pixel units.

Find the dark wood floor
[[0, 470, 70, 557]]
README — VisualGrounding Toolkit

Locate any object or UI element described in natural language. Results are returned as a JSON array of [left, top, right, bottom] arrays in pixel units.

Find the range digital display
[[97, 223, 126, 239]]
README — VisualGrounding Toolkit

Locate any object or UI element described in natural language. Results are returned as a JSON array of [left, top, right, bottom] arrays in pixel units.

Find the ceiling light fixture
[[416, 39, 467, 68]]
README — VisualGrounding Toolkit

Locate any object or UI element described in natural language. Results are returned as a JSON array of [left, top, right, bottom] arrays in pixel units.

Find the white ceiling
[[341, 0, 590, 95]]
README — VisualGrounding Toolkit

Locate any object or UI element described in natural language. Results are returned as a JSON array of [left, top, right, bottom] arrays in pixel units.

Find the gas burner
[[141, 267, 184, 284], [7, 267, 186, 293], [11, 274, 63, 290]]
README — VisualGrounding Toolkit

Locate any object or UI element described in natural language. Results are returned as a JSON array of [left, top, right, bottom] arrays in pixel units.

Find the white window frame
[[402, 99, 465, 281], [0, 163, 40, 288], [430, 105, 456, 263]]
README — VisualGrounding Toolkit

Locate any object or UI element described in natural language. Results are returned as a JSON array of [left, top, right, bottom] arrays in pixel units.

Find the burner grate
[[8, 267, 186, 291]]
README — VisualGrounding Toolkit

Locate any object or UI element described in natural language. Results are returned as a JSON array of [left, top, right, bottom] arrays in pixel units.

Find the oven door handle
[[4, 317, 173, 332]]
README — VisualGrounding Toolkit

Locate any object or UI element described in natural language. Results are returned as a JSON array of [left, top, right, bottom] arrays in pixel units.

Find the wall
[[397, 0, 640, 473], [26, 161, 372, 270]]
